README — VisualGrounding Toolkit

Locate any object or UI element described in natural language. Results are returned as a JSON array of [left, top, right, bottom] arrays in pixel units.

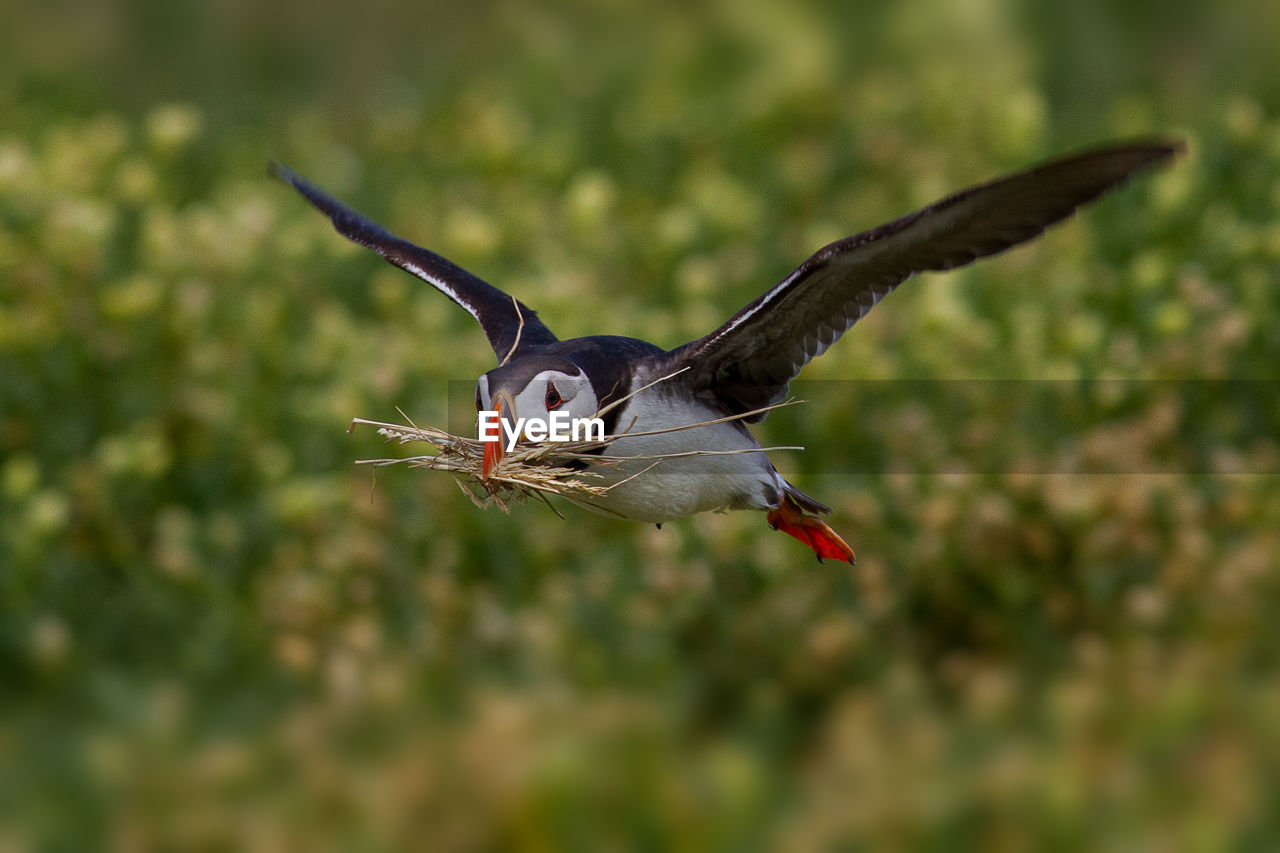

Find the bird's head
[[476, 356, 599, 478]]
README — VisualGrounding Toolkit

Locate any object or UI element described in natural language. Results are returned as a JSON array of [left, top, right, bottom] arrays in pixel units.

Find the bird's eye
[[545, 383, 562, 410]]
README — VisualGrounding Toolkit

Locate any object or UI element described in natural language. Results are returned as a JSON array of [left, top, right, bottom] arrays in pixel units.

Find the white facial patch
[[477, 366, 601, 448], [509, 369, 594, 421]]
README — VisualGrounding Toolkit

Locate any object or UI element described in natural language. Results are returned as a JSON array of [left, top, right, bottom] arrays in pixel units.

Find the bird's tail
[[782, 481, 831, 515]]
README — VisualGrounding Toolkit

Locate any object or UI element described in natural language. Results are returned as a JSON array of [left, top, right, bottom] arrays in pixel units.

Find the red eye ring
[[545, 383, 562, 410]]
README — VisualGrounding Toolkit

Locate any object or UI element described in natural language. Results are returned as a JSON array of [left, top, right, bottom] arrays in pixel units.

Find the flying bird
[[273, 140, 1179, 563]]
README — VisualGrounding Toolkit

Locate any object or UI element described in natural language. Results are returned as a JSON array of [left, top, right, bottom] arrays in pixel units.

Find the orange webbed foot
[[767, 495, 856, 564]]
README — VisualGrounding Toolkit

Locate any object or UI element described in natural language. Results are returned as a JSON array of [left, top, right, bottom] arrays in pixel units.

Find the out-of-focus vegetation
[[3, 0, 1280, 848]]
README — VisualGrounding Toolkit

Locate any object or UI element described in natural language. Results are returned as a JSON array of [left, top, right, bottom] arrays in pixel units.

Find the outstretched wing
[[271, 163, 557, 360], [662, 140, 1180, 419]]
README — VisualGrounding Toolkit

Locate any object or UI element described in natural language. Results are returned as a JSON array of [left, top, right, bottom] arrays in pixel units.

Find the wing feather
[[272, 163, 557, 360], [663, 140, 1181, 418]]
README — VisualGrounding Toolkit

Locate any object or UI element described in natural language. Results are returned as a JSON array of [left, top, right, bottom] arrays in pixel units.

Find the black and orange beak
[[481, 398, 504, 481], [481, 396, 506, 481], [482, 433, 503, 481]]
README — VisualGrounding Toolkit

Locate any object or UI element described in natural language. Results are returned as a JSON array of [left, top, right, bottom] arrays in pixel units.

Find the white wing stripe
[[703, 266, 805, 348], [399, 259, 483, 325]]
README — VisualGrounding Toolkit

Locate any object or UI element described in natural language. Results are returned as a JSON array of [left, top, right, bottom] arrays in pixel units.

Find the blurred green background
[[3, 0, 1280, 849]]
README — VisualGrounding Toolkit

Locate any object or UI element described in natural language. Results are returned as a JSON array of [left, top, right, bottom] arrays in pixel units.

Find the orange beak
[[481, 397, 505, 481]]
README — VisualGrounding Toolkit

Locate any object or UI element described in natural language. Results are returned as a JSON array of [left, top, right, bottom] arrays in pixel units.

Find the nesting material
[[350, 413, 622, 514], [348, 397, 802, 516]]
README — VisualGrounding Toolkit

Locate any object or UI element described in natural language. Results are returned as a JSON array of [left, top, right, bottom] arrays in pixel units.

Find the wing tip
[[267, 159, 310, 194], [266, 158, 290, 181], [1108, 136, 1185, 155], [267, 160, 394, 251], [1121, 136, 1186, 167], [267, 160, 338, 214], [1070, 136, 1186, 176]]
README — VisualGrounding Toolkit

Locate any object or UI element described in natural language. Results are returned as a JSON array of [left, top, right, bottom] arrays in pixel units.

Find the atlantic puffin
[[273, 140, 1179, 563]]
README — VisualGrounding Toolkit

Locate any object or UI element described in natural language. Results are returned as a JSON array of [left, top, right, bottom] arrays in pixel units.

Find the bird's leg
[[767, 494, 856, 564]]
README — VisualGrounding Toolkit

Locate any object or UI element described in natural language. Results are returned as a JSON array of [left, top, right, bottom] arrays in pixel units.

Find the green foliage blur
[[3, 0, 1280, 848]]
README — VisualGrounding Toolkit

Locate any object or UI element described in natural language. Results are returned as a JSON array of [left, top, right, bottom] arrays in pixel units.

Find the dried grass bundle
[[349, 370, 802, 516], [349, 412, 624, 514]]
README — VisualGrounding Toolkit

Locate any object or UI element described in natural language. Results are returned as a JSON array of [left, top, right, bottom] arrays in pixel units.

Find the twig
[[500, 296, 524, 367]]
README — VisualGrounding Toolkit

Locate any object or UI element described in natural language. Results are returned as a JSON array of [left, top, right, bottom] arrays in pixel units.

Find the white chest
[[572, 389, 782, 523]]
